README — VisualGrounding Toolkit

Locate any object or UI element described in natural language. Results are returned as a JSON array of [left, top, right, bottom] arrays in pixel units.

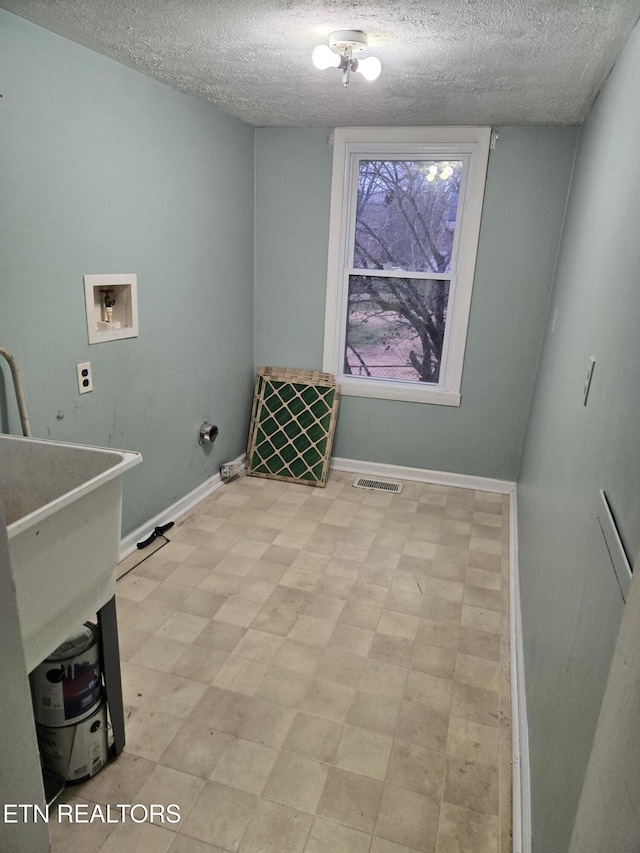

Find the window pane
[[345, 275, 450, 383], [354, 160, 462, 273]]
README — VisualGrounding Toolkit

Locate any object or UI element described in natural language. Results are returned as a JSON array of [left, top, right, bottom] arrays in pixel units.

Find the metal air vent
[[352, 476, 403, 494]]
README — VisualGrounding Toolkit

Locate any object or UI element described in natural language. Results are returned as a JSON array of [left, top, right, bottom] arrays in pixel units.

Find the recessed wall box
[[83, 274, 138, 344]]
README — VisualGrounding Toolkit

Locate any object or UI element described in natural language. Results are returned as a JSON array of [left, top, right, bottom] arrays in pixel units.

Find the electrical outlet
[[77, 361, 93, 394], [582, 357, 596, 406]]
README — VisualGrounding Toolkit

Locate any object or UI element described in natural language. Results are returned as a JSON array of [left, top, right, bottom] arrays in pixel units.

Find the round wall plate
[[328, 30, 368, 53]]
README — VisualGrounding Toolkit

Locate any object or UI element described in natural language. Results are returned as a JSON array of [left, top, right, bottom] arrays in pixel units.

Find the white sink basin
[[0, 434, 141, 671]]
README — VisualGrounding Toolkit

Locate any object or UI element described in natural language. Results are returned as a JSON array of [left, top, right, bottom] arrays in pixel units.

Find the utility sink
[[0, 434, 141, 672]]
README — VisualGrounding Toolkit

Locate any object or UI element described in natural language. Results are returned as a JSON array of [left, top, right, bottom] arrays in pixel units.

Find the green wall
[[0, 11, 256, 536], [255, 126, 578, 481], [517, 21, 640, 852]]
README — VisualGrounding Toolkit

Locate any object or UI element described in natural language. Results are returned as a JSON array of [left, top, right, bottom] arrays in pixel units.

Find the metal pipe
[[0, 347, 31, 437]]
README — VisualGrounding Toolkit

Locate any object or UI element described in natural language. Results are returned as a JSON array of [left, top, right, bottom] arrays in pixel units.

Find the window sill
[[338, 379, 461, 406]]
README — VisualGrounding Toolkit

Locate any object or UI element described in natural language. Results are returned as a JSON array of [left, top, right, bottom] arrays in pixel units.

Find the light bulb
[[312, 44, 341, 70], [355, 55, 382, 81]]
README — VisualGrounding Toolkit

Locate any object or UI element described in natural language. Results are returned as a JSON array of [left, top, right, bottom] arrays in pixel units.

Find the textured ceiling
[[2, 0, 640, 127]]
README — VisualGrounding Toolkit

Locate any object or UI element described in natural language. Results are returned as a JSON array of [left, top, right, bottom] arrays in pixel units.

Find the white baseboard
[[331, 456, 515, 495], [509, 486, 531, 853], [119, 453, 245, 561]]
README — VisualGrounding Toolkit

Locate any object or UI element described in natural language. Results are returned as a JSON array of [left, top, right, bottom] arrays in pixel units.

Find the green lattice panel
[[246, 368, 340, 487]]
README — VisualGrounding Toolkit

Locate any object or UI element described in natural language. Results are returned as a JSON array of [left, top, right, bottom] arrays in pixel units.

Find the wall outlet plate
[[77, 362, 93, 394]]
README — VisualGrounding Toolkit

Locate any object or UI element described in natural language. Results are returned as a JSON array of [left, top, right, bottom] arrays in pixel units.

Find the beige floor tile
[[411, 644, 457, 679], [465, 567, 501, 590], [167, 836, 228, 853], [371, 838, 423, 853], [236, 697, 296, 748], [97, 820, 175, 853], [304, 816, 371, 853], [386, 740, 445, 801], [404, 671, 452, 715], [247, 559, 288, 583], [76, 752, 155, 806], [349, 581, 389, 608], [193, 620, 247, 653], [375, 784, 439, 852], [463, 599, 503, 633], [455, 653, 500, 692], [170, 646, 227, 683], [450, 683, 500, 728], [118, 599, 174, 634], [315, 574, 355, 599], [124, 707, 184, 762], [328, 622, 375, 656], [443, 757, 499, 815], [423, 597, 463, 625], [164, 563, 213, 589], [300, 677, 356, 722], [273, 639, 323, 675], [158, 722, 233, 779], [346, 691, 401, 738], [280, 565, 322, 591], [325, 557, 362, 580], [263, 750, 328, 813], [335, 724, 394, 780], [235, 578, 278, 605], [385, 589, 424, 617], [447, 716, 500, 768], [339, 600, 383, 630], [145, 582, 192, 610], [230, 628, 285, 664], [288, 615, 335, 646], [135, 765, 205, 827], [369, 633, 415, 668], [316, 766, 383, 833], [130, 636, 191, 673], [118, 625, 154, 661], [197, 571, 242, 595], [378, 610, 420, 641], [457, 627, 501, 662], [396, 701, 449, 753], [283, 711, 344, 762], [315, 648, 366, 687], [302, 592, 345, 622], [179, 781, 257, 849], [436, 802, 499, 853], [155, 612, 210, 644], [209, 737, 278, 795], [239, 800, 313, 853], [250, 603, 300, 637], [416, 618, 459, 651], [49, 796, 115, 853], [255, 665, 311, 708], [118, 575, 160, 602], [213, 597, 262, 627], [359, 658, 408, 700], [212, 655, 269, 695], [177, 590, 228, 619]]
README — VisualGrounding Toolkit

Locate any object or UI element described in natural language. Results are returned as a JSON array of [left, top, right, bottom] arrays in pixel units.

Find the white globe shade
[[312, 44, 341, 70], [356, 56, 382, 81]]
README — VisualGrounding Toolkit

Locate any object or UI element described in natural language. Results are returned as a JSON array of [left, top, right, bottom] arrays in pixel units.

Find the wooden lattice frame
[[246, 367, 340, 488]]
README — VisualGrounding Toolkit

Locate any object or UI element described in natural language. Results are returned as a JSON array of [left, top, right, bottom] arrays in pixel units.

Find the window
[[322, 127, 491, 405]]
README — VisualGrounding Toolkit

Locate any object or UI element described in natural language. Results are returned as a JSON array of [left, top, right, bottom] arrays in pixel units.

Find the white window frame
[[322, 126, 491, 406]]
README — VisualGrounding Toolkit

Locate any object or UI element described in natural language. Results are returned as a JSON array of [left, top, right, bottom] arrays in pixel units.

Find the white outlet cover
[[77, 361, 93, 394]]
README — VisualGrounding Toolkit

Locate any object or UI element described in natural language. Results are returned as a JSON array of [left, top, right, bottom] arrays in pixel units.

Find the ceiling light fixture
[[312, 30, 381, 87]]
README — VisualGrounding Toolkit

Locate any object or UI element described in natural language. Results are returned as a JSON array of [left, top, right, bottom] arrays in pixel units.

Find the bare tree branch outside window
[[345, 160, 462, 383]]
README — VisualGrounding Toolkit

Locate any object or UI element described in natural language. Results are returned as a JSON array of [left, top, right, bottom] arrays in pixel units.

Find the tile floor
[[49, 470, 512, 853]]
